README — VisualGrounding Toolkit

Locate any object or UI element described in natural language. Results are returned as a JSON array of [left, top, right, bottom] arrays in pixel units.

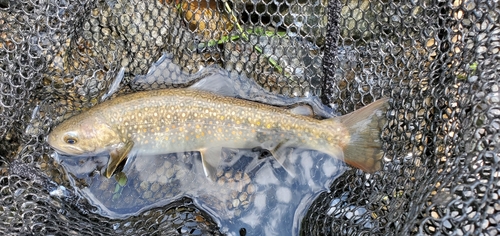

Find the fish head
[[48, 114, 122, 156]]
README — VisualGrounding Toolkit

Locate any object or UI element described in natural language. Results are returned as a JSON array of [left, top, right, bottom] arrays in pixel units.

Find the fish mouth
[[47, 143, 87, 156], [48, 141, 106, 157]]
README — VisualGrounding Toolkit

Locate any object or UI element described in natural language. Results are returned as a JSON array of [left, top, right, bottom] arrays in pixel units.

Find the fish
[[47, 89, 389, 178]]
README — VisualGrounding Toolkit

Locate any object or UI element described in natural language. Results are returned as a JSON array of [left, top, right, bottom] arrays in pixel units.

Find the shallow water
[[58, 148, 346, 235], [55, 55, 347, 235]]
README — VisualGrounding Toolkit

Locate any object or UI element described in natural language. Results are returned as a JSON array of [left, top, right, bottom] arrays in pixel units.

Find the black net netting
[[1, 0, 499, 234]]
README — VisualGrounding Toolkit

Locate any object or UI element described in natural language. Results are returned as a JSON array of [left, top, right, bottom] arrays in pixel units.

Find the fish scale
[[106, 90, 344, 149], [48, 89, 388, 178]]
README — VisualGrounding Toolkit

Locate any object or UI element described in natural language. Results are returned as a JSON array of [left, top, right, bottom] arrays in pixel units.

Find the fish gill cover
[[1, 0, 499, 235]]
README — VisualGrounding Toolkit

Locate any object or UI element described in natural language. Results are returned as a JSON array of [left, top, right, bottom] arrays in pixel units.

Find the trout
[[47, 89, 388, 178]]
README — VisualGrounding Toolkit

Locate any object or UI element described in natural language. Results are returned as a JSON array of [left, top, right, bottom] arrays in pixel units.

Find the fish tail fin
[[335, 98, 389, 173]]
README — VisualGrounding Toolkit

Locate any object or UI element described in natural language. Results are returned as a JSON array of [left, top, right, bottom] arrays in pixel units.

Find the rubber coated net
[[1, 0, 499, 235]]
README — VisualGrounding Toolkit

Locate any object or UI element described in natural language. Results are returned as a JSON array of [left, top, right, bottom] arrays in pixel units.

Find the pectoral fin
[[105, 141, 134, 178], [198, 147, 222, 181]]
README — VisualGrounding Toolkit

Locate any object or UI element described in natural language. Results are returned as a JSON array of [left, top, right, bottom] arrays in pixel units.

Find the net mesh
[[1, 0, 499, 234]]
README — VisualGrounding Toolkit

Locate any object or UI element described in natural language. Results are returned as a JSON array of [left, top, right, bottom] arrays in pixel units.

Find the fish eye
[[65, 138, 77, 144], [64, 135, 78, 144]]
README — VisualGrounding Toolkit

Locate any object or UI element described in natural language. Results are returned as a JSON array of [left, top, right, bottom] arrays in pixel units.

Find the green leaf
[[115, 172, 128, 187]]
